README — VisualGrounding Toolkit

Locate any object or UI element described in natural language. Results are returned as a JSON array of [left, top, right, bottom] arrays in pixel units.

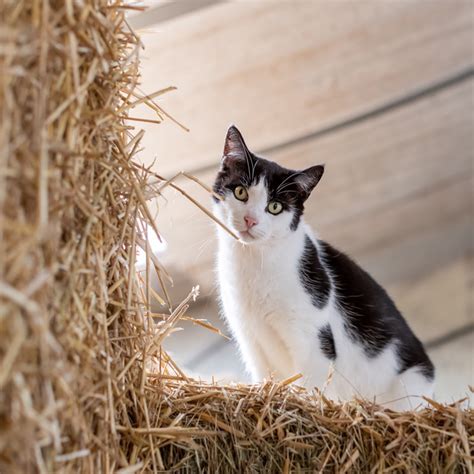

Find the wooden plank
[[427, 331, 474, 403], [129, 0, 223, 29], [135, 1, 473, 176], [149, 79, 473, 301], [390, 256, 473, 343], [271, 80, 474, 229]]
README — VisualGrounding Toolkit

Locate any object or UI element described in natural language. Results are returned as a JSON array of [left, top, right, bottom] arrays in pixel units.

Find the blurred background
[[130, 1, 473, 403]]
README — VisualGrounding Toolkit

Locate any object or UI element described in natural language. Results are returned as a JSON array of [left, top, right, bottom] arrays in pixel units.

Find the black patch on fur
[[289, 207, 303, 231], [319, 324, 336, 360], [319, 241, 434, 379], [397, 339, 435, 380], [213, 127, 323, 230], [298, 236, 331, 309]]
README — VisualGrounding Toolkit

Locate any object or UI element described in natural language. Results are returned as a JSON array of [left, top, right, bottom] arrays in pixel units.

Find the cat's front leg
[[289, 338, 335, 396], [220, 302, 272, 382], [299, 360, 335, 394], [230, 327, 272, 382]]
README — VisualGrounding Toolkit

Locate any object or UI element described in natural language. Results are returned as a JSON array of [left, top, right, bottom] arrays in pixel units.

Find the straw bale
[[0, 0, 172, 471], [0, 1, 472, 472], [132, 380, 473, 473]]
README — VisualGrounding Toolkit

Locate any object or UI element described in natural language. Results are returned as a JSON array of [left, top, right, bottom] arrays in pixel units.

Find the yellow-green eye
[[267, 201, 283, 215], [233, 185, 248, 201]]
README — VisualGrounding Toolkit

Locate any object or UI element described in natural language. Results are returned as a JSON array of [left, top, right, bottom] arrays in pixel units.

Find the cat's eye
[[267, 201, 283, 215], [233, 185, 248, 201]]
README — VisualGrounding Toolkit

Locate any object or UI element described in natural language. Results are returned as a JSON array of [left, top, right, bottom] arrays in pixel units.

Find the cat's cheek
[[214, 201, 232, 229], [227, 202, 249, 233], [269, 212, 294, 239]]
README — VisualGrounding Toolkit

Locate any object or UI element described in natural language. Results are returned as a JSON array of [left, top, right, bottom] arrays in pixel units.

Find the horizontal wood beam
[[129, 0, 225, 29], [135, 1, 473, 176]]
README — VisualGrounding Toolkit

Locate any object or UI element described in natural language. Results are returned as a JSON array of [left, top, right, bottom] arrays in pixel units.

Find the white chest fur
[[216, 222, 333, 384]]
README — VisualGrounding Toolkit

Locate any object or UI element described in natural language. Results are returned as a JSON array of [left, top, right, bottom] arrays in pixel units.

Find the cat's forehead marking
[[247, 179, 268, 205]]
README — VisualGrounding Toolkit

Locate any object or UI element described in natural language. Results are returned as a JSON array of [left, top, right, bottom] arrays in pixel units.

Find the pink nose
[[244, 215, 258, 229]]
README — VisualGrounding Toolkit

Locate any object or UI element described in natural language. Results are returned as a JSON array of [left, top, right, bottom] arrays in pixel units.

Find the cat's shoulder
[[316, 240, 408, 351]]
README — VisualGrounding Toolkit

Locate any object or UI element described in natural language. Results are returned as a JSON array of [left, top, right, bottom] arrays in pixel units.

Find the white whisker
[[276, 171, 303, 192]]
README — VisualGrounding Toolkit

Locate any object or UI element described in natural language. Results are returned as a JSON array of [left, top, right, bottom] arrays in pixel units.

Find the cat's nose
[[244, 215, 258, 229]]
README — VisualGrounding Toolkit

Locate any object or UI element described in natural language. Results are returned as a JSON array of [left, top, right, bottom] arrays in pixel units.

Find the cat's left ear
[[223, 125, 249, 158], [294, 165, 325, 195]]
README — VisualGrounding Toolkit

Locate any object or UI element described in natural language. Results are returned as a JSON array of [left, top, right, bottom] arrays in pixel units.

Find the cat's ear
[[223, 125, 248, 159], [294, 165, 325, 195]]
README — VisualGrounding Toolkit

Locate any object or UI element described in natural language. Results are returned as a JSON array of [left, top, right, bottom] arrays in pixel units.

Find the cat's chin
[[238, 230, 258, 244]]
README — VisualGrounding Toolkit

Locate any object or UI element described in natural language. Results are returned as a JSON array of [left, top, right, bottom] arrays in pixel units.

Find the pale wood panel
[[428, 331, 473, 404], [129, 0, 222, 28], [150, 79, 473, 303], [390, 255, 473, 343], [135, 1, 473, 176]]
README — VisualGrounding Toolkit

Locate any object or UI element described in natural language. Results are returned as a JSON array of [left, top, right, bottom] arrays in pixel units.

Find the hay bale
[[127, 380, 473, 472], [0, 1, 472, 472], [0, 0, 172, 471]]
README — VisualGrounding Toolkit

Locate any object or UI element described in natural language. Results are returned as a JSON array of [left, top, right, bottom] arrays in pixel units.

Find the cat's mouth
[[238, 229, 256, 242]]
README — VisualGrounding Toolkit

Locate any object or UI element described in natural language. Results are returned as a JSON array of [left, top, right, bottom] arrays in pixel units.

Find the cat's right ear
[[294, 164, 325, 195], [222, 125, 248, 161]]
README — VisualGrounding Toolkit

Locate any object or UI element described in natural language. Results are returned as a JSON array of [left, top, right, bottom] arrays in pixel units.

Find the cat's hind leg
[[380, 367, 434, 411]]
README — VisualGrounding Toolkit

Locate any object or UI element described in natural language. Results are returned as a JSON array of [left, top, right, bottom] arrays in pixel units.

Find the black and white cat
[[213, 125, 435, 410]]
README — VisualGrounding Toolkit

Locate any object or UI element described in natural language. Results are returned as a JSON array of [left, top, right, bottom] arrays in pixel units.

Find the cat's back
[[319, 240, 435, 380]]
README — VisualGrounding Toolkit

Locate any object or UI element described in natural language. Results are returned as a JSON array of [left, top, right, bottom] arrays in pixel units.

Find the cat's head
[[213, 125, 324, 244]]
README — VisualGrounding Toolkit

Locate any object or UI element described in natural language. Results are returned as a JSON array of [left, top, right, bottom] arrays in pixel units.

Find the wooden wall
[[132, 1, 473, 401]]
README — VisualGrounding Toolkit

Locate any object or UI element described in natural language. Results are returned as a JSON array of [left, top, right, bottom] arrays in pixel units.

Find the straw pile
[[0, 0, 177, 471], [129, 381, 473, 473], [0, 1, 472, 472]]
